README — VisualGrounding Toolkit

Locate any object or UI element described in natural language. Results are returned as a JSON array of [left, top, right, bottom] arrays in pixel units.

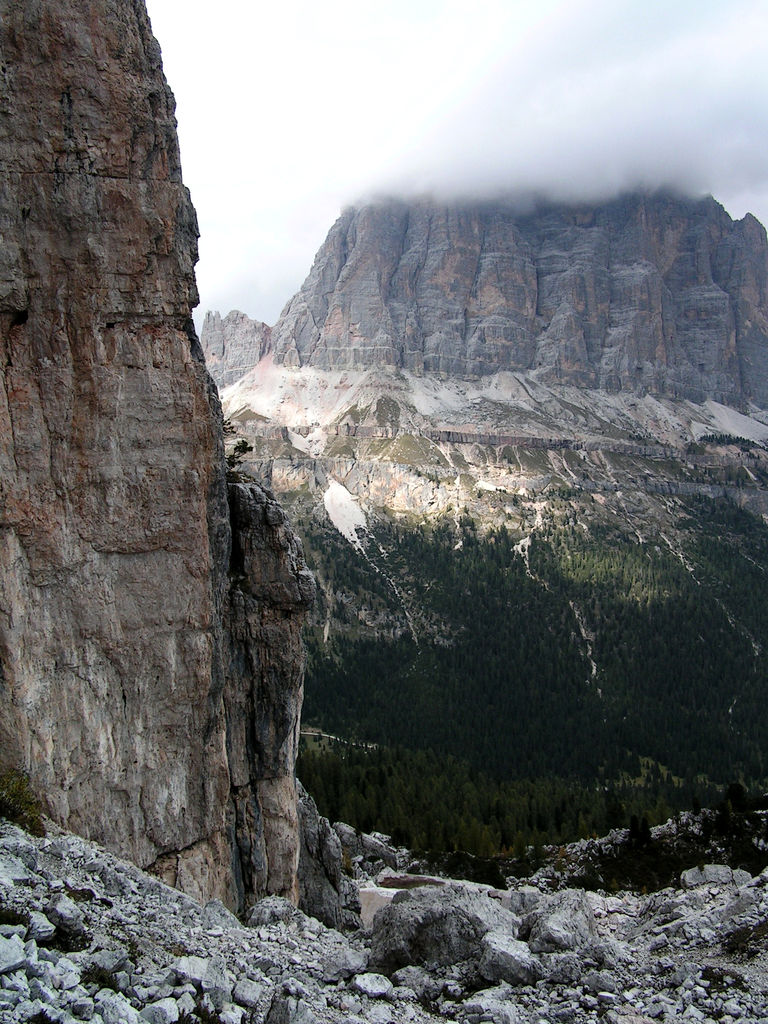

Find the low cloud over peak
[[147, 0, 768, 326]]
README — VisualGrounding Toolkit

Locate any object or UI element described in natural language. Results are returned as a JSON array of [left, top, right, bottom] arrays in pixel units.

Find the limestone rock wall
[[260, 195, 768, 406], [0, 0, 311, 911], [202, 311, 273, 390]]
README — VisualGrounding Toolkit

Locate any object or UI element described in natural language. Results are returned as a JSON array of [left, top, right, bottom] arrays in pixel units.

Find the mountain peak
[[217, 192, 768, 407]]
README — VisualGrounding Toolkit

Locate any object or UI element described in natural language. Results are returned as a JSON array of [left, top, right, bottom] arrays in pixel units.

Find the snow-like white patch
[[323, 480, 368, 550], [288, 430, 310, 453], [693, 401, 768, 443]]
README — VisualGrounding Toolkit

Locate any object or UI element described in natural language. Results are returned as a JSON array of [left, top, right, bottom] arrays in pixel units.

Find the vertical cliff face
[[262, 195, 768, 406], [202, 311, 273, 389], [0, 0, 312, 910]]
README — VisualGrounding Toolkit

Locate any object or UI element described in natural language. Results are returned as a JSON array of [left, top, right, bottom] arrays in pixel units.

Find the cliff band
[[205, 196, 768, 407], [0, 0, 313, 910]]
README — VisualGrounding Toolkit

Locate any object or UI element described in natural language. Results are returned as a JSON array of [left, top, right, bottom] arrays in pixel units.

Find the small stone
[[0, 852, 32, 884], [233, 977, 263, 1008], [0, 988, 22, 1008], [351, 972, 394, 999], [95, 988, 142, 1024], [71, 995, 95, 1020], [140, 996, 181, 1023], [29, 978, 57, 1003], [201, 899, 241, 931], [2, 969, 29, 996], [45, 893, 84, 934], [27, 912, 56, 942], [319, 945, 368, 982], [220, 1010, 244, 1024], [479, 931, 542, 986], [366, 1005, 395, 1024], [0, 934, 26, 975], [177, 992, 196, 1015]]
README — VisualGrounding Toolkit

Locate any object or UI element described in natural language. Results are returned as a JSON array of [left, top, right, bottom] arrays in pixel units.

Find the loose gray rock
[[173, 955, 231, 1010], [0, 934, 27, 974], [351, 972, 394, 999], [45, 894, 84, 935], [140, 997, 181, 1024], [391, 965, 444, 1001], [526, 889, 597, 953], [233, 977, 264, 1008], [370, 885, 520, 973], [201, 899, 241, 932], [0, 852, 33, 885], [462, 983, 521, 1024], [319, 944, 368, 982], [478, 931, 543, 986], [247, 897, 306, 929], [96, 989, 142, 1024], [27, 912, 56, 942]]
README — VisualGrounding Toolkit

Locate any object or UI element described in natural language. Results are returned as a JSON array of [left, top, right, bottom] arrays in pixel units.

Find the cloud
[[145, 0, 768, 328]]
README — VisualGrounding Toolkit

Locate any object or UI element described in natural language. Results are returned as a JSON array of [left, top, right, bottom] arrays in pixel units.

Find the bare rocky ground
[[2, 813, 768, 1024]]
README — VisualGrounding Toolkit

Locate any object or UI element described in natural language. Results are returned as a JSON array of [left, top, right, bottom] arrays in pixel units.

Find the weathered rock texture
[[0, 0, 312, 911], [202, 310, 272, 389], [206, 194, 768, 406], [297, 781, 361, 929]]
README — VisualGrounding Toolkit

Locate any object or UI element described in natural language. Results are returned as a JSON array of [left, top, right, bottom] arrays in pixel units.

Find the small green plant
[[226, 438, 253, 471], [0, 768, 45, 835]]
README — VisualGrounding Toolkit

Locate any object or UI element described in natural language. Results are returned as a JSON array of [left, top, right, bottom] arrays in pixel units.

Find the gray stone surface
[[2, 817, 768, 1024], [298, 782, 361, 929], [215, 195, 768, 408], [233, 977, 264, 1008], [525, 889, 598, 952], [478, 931, 543, 986], [350, 973, 394, 999], [369, 884, 520, 973], [0, 0, 314, 915], [201, 310, 273, 389], [0, 934, 26, 974]]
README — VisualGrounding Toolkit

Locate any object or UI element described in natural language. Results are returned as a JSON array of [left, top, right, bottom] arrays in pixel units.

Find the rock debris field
[[1, 818, 768, 1024]]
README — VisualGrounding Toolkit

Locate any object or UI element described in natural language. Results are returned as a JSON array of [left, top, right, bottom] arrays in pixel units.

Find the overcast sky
[[144, 0, 768, 331]]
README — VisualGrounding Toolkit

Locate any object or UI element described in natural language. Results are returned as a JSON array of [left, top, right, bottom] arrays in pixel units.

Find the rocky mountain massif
[[2, 811, 768, 1024], [0, 0, 315, 912], [205, 193, 768, 404]]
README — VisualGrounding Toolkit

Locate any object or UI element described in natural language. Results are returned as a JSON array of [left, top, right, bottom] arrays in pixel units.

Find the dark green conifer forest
[[296, 494, 768, 855]]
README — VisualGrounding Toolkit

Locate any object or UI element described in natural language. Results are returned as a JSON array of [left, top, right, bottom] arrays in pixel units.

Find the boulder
[[246, 897, 306, 929], [45, 894, 85, 937], [233, 978, 264, 1009], [390, 966, 444, 1001], [140, 997, 181, 1024], [201, 899, 241, 931], [369, 884, 520, 973], [27, 912, 56, 942], [318, 944, 368, 982], [525, 889, 598, 953]]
